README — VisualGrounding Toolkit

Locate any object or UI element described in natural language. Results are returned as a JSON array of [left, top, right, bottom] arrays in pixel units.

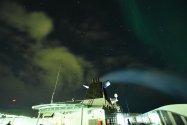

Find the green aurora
[[119, 0, 187, 73]]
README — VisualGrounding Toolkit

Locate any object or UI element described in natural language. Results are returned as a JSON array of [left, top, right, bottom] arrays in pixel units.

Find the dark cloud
[[0, 0, 187, 113], [0, 1, 97, 106]]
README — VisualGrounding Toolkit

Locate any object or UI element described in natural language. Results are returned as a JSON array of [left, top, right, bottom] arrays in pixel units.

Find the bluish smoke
[[101, 69, 187, 99]]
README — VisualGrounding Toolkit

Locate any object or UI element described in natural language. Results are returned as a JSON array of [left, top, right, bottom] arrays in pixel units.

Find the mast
[[50, 64, 61, 103]]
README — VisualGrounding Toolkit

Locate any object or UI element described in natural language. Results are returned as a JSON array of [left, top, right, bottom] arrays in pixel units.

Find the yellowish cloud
[[0, 2, 53, 40], [33, 47, 84, 90], [26, 12, 53, 40]]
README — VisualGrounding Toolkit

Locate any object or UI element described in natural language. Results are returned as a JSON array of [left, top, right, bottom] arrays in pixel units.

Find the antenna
[[50, 64, 61, 103]]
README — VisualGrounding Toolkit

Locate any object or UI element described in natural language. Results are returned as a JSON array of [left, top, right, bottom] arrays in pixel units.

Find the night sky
[[0, 0, 187, 114]]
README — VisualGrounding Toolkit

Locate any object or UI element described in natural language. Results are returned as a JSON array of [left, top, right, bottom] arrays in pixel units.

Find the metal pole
[[35, 112, 41, 125], [51, 64, 61, 103], [80, 106, 83, 125]]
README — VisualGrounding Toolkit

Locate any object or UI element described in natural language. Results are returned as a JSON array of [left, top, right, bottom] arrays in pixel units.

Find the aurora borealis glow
[[0, 0, 187, 113]]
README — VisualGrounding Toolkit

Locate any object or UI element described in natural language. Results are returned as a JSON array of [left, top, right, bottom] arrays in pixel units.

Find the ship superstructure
[[1, 79, 186, 125], [32, 79, 124, 125]]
